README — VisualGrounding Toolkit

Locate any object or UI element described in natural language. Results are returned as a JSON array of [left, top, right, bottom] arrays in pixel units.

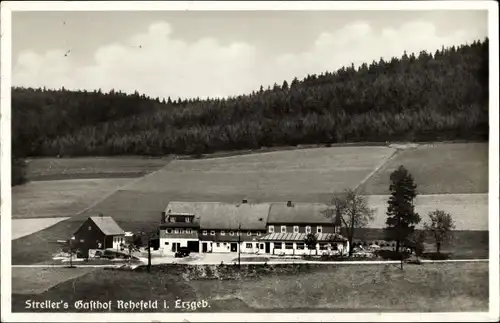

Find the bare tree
[[323, 189, 375, 257], [424, 210, 455, 254]]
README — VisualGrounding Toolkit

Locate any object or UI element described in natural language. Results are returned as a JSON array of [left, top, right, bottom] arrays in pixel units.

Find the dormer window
[[221, 230, 226, 236], [186, 217, 191, 223], [169, 217, 176, 223], [247, 231, 252, 236], [229, 231, 234, 236], [268, 226, 274, 233]]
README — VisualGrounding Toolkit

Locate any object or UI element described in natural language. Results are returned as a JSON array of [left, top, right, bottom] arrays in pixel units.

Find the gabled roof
[[165, 201, 270, 230], [268, 202, 340, 225], [89, 216, 125, 236]]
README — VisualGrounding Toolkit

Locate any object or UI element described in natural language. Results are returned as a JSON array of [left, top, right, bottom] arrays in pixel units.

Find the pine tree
[[385, 165, 421, 268]]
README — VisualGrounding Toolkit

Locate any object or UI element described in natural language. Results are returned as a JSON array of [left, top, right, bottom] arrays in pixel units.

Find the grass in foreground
[[12, 267, 96, 295], [11, 262, 488, 312]]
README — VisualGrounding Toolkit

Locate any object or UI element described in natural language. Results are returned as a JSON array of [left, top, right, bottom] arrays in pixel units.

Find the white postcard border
[[1, 1, 499, 322]]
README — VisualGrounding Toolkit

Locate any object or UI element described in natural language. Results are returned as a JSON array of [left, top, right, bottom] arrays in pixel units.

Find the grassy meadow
[[25, 157, 172, 181], [360, 143, 488, 195], [11, 143, 489, 265], [11, 262, 489, 312], [12, 178, 133, 219]]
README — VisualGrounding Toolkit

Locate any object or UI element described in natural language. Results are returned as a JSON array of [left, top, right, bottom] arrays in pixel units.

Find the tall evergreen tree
[[385, 165, 421, 268]]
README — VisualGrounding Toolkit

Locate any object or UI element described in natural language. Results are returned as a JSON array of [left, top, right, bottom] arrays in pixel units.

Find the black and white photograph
[[1, 1, 499, 322]]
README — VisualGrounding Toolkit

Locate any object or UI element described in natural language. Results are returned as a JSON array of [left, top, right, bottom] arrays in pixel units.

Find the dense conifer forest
[[11, 39, 489, 184]]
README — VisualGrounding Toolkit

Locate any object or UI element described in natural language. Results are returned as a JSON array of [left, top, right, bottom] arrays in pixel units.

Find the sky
[[11, 10, 488, 99]]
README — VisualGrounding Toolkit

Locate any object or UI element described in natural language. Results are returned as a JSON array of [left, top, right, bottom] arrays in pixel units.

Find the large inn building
[[159, 200, 349, 256]]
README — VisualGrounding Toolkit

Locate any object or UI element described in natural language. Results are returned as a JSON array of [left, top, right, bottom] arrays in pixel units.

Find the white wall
[[160, 237, 197, 252], [265, 242, 349, 256], [212, 241, 231, 253]]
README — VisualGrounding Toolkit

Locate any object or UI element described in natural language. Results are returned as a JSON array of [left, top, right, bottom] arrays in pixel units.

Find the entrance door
[[230, 243, 238, 252], [202, 242, 208, 253], [187, 241, 199, 253], [265, 242, 271, 253]]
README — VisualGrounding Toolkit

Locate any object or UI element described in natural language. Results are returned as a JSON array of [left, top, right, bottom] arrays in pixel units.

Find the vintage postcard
[[1, 1, 499, 322]]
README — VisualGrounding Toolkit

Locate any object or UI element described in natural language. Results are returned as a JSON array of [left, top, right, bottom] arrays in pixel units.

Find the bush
[[376, 250, 411, 260], [422, 252, 450, 260]]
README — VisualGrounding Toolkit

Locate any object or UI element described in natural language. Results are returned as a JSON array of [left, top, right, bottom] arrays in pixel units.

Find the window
[[88, 226, 92, 231], [221, 230, 225, 236], [174, 229, 179, 234], [317, 226, 323, 234], [180, 229, 185, 234], [246, 243, 252, 248], [293, 226, 299, 233], [80, 239, 84, 243], [285, 243, 293, 250], [202, 230, 207, 235], [170, 217, 176, 223], [319, 243, 328, 250], [296, 243, 305, 250], [186, 217, 191, 223], [274, 242, 282, 249], [236, 231, 240, 236], [167, 229, 172, 234], [306, 226, 312, 234], [281, 226, 287, 233], [216, 243, 220, 247], [268, 226, 274, 233], [247, 231, 252, 236], [229, 231, 234, 236], [186, 229, 191, 234], [164, 242, 169, 245], [257, 232, 261, 236], [210, 230, 215, 236], [260, 243, 264, 249]]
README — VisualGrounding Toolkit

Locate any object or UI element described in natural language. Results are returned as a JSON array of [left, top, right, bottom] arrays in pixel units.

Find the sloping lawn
[[11, 262, 488, 313]]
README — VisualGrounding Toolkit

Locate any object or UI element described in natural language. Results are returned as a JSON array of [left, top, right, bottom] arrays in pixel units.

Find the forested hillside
[[12, 39, 488, 161]]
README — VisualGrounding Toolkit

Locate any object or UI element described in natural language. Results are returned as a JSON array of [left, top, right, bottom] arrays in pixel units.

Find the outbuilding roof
[[89, 216, 125, 236], [165, 201, 270, 230]]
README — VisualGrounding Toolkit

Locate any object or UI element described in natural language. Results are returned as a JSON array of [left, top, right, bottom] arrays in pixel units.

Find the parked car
[[175, 247, 191, 258]]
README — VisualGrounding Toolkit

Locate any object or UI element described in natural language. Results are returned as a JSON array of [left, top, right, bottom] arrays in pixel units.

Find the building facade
[[73, 216, 126, 256], [158, 200, 349, 255], [260, 201, 348, 255]]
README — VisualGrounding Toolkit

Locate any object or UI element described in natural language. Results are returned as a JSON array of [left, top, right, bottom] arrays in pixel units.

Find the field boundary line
[[63, 160, 174, 219], [355, 148, 399, 194]]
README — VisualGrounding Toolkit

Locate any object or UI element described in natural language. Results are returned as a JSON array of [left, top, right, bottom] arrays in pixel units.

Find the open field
[[365, 193, 488, 230], [130, 146, 396, 196], [12, 178, 134, 219], [12, 267, 96, 294], [11, 262, 488, 312], [12, 217, 70, 240], [359, 143, 488, 195], [11, 143, 489, 265], [25, 157, 172, 181]]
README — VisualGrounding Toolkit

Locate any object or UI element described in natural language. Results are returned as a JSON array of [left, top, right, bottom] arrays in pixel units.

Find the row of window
[[273, 242, 332, 250], [202, 230, 261, 236], [268, 225, 323, 234], [168, 216, 192, 223], [166, 228, 193, 234]]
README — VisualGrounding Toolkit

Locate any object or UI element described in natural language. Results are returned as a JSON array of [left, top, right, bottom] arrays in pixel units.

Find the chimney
[[287, 201, 293, 207], [161, 211, 166, 224], [242, 199, 248, 204]]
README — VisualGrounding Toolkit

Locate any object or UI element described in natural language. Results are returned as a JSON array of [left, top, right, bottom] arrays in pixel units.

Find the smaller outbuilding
[[73, 215, 126, 256]]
